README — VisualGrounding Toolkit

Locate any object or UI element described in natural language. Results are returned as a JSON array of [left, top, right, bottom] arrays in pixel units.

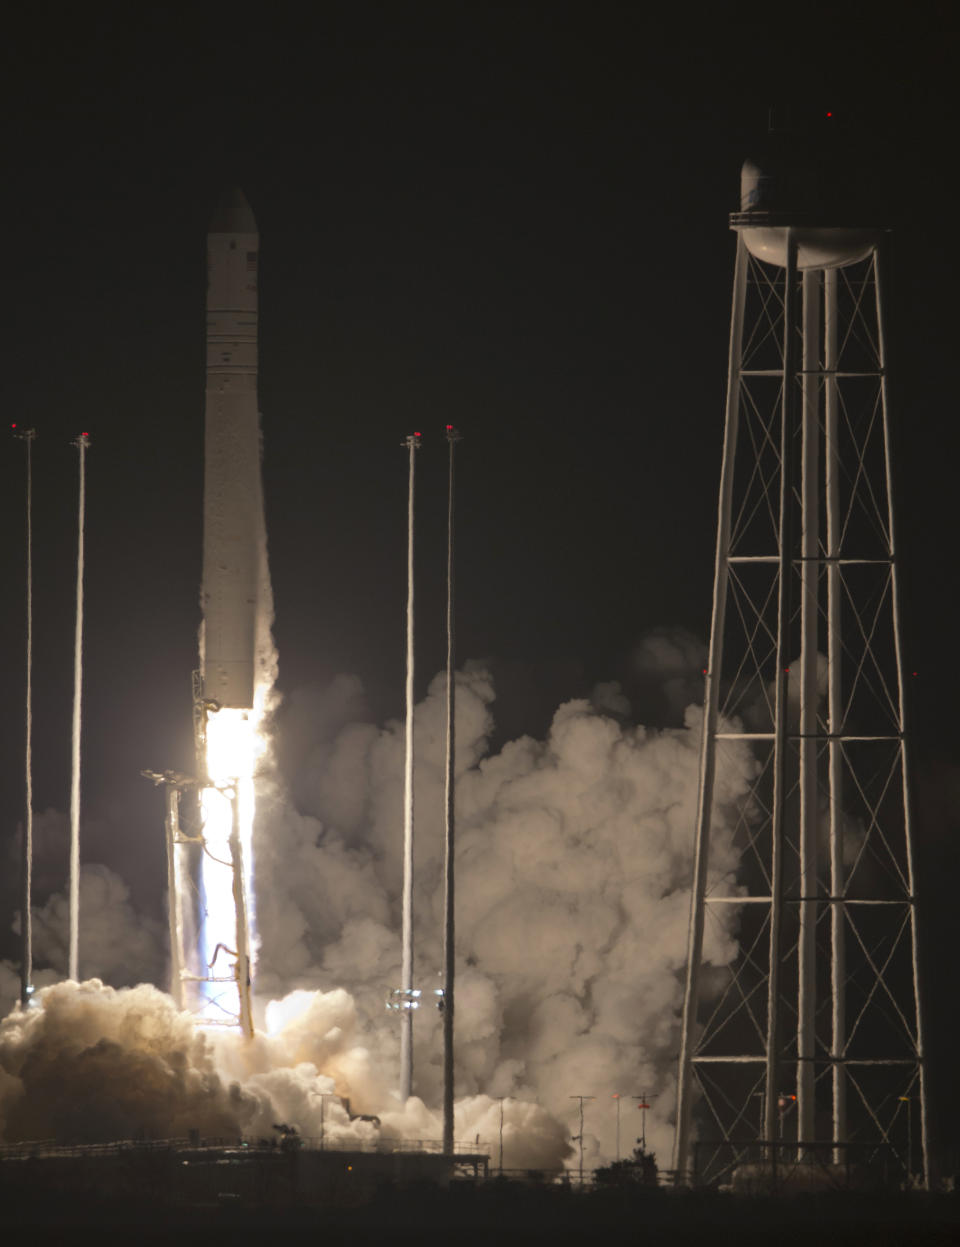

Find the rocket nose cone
[[209, 187, 257, 234]]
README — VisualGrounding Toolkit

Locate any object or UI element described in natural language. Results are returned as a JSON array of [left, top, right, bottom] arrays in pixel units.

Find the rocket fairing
[[201, 188, 265, 710]]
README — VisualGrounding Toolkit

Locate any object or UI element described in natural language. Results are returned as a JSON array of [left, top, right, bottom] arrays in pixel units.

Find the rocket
[[201, 188, 266, 710]]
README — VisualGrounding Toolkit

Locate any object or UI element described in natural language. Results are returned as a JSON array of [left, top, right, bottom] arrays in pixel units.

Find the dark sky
[[1, 4, 958, 1146]]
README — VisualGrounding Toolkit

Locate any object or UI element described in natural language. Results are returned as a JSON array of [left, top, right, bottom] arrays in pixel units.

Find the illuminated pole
[[442, 424, 461, 1154], [69, 432, 89, 982], [14, 425, 36, 1007], [399, 431, 421, 1102]]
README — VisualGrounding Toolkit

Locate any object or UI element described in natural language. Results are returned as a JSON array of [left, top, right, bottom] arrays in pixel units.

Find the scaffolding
[[673, 222, 928, 1189]]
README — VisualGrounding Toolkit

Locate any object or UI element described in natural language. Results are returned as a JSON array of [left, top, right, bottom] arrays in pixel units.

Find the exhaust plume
[[253, 661, 755, 1168]]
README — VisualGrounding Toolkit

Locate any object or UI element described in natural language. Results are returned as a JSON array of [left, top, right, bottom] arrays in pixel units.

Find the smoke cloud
[[252, 662, 755, 1168], [1, 658, 754, 1172], [32, 863, 165, 988], [0, 978, 570, 1169], [2, 864, 165, 1017], [0, 980, 249, 1143]]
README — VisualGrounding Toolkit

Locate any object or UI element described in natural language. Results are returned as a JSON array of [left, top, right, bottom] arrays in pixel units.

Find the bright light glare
[[198, 706, 265, 1025], [206, 707, 261, 785], [265, 989, 318, 1036]]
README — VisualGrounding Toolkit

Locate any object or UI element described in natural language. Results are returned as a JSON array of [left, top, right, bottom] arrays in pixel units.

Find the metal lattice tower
[[673, 146, 929, 1189]]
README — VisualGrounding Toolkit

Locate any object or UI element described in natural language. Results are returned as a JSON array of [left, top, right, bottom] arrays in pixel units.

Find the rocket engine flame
[[197, 705, 266, 1032]]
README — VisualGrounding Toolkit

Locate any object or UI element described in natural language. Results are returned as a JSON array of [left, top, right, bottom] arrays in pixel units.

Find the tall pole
[[442, 425, 461, 1154], [875, 242, 931, 1186], [14, 426, 36, 1008], [399, 431, 421, 1102], [69, 432, 89, 982], [765, 232, 798, 1164], [570, 1095, 594, 1185], [673, 236, 749, 1179], [824, 264, 846, 1165], [797, 268, 821, 1152]]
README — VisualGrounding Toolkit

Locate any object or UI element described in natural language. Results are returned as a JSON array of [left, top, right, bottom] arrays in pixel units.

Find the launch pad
[[0, 1135, 490, 1212]]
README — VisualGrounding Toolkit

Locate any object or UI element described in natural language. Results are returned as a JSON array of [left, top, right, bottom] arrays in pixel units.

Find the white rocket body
[[202, 189, 264, 709]]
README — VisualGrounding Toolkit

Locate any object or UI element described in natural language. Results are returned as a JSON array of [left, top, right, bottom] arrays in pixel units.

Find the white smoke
[[252, 662, 755, 1169], [0, 659, 754, 1172], [0, 980, 250, 1143], [32, 864, 165, 988], [2, 863, 165, 1017], [0, 978, 569, 1169]]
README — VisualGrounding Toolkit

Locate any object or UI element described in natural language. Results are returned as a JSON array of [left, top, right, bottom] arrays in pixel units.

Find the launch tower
[[673, 132, 929, 1187]]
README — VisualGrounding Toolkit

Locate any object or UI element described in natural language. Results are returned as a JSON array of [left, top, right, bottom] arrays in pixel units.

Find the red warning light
[[414, 431, 421, 438], [826, 112, 833, 118], [11, 423, 16, 429]]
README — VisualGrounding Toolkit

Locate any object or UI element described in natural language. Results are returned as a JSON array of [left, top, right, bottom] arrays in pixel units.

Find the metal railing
[[0, 1135, 490, 1162]]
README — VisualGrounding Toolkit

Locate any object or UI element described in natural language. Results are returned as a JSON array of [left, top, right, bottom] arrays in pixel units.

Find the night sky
[[1, 7, 958, 1154]]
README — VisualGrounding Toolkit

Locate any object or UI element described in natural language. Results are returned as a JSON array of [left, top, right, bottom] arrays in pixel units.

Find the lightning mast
[[442, 424, 462, 1153], [398, 430, 421, 1102], [69, 431, 89, 982], [673, 131, 929, 1188], [13, 425, 36, 1007]]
